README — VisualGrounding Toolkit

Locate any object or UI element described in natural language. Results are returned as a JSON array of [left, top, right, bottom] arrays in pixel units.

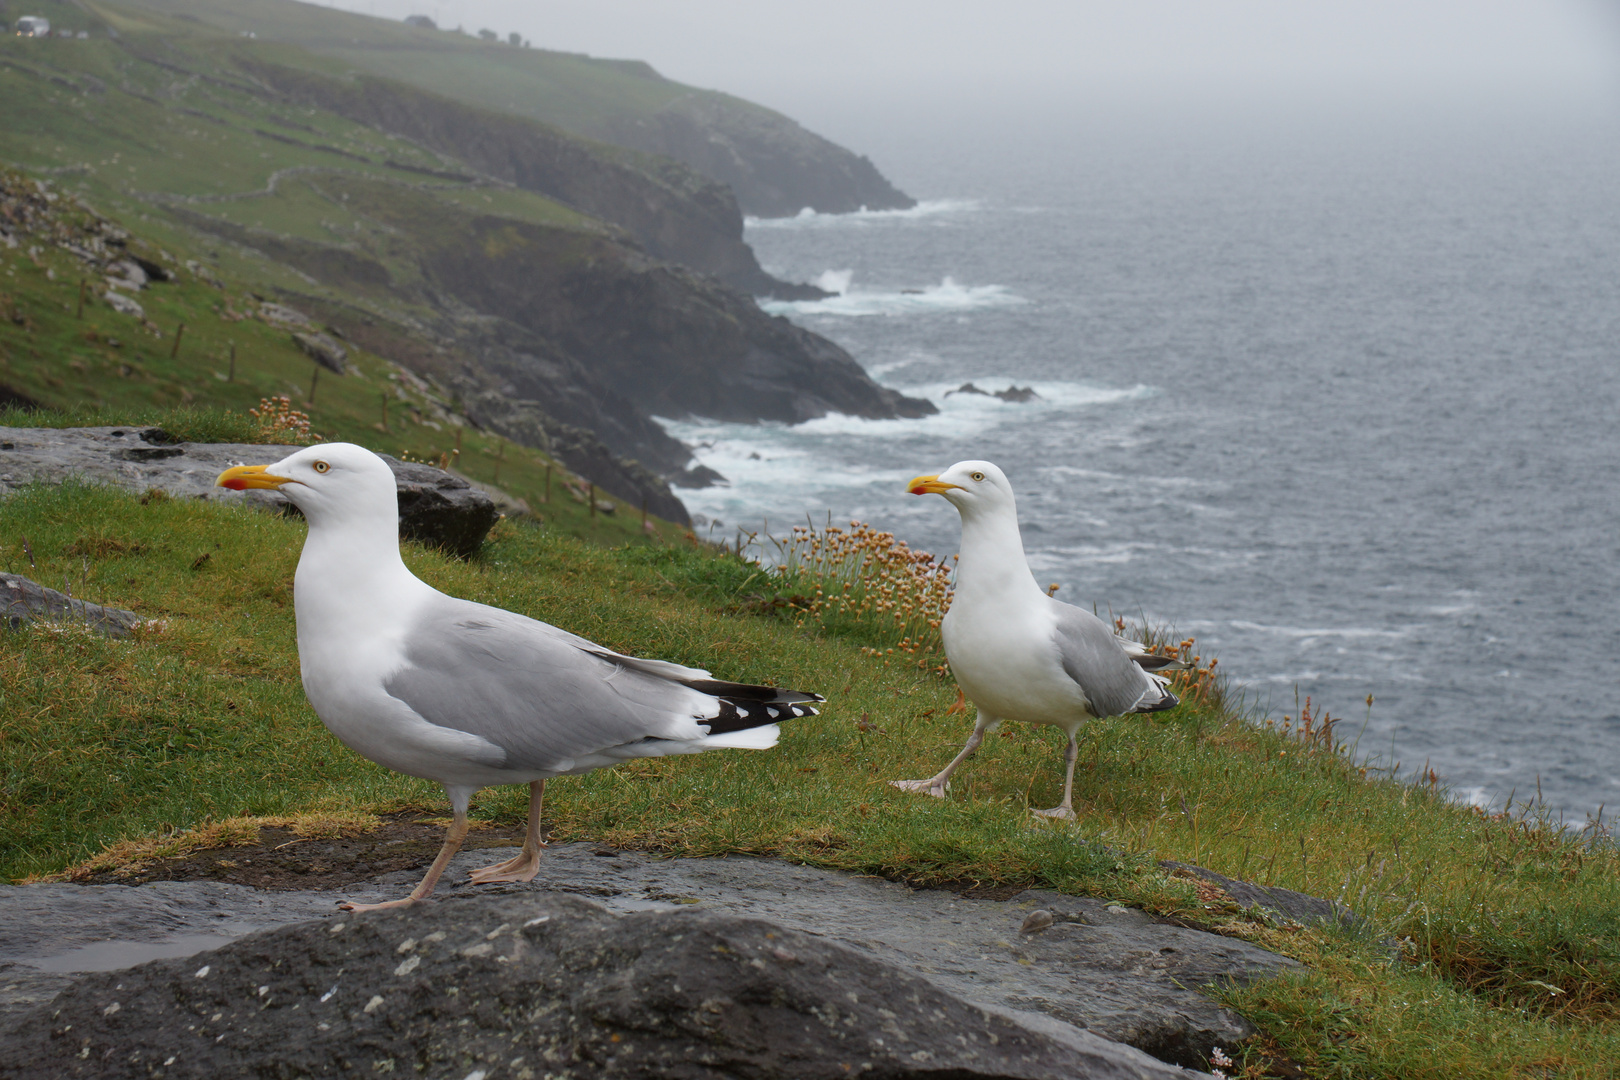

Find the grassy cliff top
[[3, 473, 1620, 1075]]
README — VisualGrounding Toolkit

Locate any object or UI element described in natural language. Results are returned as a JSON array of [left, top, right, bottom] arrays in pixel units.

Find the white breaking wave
[[658, 378, 1159, 528], [812, 269, 853, 294], [759, 275, 1025, 318], [745, 199, 979, 230]]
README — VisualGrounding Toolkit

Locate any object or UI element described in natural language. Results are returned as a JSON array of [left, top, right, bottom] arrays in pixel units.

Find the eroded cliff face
[[601, 93, 918, 219], [237, 59, 824, 300], [426, 217, 935, 426]]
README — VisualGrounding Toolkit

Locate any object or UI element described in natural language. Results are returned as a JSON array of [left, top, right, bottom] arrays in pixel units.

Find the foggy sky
[[325, 0, 1620, 133]]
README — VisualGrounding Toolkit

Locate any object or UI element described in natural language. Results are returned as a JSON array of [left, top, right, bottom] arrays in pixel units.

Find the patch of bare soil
[[73, 813, 537, 891]]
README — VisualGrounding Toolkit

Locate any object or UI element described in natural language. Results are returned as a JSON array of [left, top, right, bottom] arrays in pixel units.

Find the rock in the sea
[[0, 428, 499, 558], [0, 573, 143, 637], [943, 382, 1043, 403], [0, 893, 1201, 1080], [291, 330, 348, 374]]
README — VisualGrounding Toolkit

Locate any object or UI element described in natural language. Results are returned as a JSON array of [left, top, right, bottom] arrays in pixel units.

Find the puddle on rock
[[23, 933, 239, 973]]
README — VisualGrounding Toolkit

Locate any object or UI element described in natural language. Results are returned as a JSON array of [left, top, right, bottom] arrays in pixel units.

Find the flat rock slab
[[0, 426, 498, 557], [0, 893, 1205, 1080], [0, 845, 1296, 1070]]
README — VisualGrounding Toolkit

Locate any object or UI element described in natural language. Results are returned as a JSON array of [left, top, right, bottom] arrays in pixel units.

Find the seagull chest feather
[[293, 527, 507, 783], [943, 594, 1089, 724], [940, 493, 1096, 726]]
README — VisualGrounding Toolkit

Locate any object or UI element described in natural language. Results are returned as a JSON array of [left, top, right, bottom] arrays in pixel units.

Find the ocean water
[[662, 102, 1620, 822]]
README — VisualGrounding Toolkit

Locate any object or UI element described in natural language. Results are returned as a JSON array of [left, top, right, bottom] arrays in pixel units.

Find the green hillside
[[113, 0, 695, 131], [89, 0, 917, 217]]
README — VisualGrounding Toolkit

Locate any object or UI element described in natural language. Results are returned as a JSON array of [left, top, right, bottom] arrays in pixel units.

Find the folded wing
[[384, 594, 820, 772]]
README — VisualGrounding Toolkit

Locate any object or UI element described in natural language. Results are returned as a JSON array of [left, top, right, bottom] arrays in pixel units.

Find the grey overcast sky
[[326, 0, 1620, 135]]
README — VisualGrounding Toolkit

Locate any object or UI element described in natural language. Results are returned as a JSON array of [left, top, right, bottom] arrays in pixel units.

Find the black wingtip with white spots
[[707, 696, 820, 735]]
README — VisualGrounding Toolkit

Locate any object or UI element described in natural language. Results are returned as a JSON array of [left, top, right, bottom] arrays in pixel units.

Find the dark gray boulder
[[0, 573, 143, 636], [0, 893, 1201, 1080], [0, 428, 499, 558], [374, 453, 500, 558]]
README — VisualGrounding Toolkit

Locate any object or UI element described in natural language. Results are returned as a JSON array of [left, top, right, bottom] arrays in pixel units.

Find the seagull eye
[[313, 460, 330, 474], [970, 471, 985, 482]]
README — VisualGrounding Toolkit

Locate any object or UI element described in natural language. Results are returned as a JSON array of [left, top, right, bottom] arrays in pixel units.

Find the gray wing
[[1050, 601, 1170, 718], [383, 593, 721, 771]]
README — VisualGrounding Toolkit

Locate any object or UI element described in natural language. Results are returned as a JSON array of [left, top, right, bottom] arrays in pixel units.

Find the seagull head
[[216, 442, 398, 530], [907, 460, 1016, 519]]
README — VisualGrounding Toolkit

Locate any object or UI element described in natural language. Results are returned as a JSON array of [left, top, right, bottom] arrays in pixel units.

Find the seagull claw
[[467, 850, 544, 885], [1029, 805, 1076, 821], [338, 897, 421, 912], [888, 778, 948, 798]]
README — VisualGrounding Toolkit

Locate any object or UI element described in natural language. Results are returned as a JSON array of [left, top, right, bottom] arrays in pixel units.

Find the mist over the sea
[[664, 97, 1620, 822]]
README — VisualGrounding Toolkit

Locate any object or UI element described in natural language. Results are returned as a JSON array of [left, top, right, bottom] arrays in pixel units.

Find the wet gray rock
[[0, 573, 143, 636], [0, 893, 1203, 1080], [0, 880, 338, 1022], [0, 427, 498, 557], [0, 845, 1293, 1070]]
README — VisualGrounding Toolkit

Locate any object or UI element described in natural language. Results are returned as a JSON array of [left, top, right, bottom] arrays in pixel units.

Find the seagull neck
[[294, 518, 425, 628], [954, 510, 1044, 605]]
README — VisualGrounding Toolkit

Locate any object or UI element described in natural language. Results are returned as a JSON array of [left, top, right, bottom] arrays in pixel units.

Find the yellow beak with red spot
[[216, 464, 294, 491], [908, 474, 963, 496]]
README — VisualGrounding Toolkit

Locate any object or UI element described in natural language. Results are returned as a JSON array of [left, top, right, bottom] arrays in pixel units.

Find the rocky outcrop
[[237, 59, 821, 300], [604, 91, 918, 218], [0, 892, 1203, 1080], [0, 428, 499, 557], [0, 573, 144, 636], [291, 330, 347, 374]]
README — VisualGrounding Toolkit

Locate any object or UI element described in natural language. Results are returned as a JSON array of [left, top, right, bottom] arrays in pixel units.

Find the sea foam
[[759, 275, 1025, 318], [744, 199, 979, 230]]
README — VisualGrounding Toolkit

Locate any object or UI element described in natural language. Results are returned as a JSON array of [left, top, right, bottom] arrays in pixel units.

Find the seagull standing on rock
[[217, 443, 821, 911], [892, 461, 1183, 819]]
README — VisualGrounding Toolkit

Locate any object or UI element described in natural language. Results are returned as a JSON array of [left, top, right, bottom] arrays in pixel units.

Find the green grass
[[3, 481, 1620, 1076]]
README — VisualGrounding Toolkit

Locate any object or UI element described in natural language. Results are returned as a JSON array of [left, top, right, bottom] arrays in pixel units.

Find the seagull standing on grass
[[891, 461, 1182, 819], [217, 443, 821, 911]]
